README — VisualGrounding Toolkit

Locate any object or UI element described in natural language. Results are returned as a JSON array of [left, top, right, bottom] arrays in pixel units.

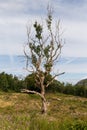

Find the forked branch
[[46, 72, 65, 87]]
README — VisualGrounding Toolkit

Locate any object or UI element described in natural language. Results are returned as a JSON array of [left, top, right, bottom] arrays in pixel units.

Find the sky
[[0, 0, 87, 84]]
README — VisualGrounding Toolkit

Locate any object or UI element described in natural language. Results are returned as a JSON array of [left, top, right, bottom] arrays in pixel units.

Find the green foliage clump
[[24, 73, 40, 92], [34, 21, 43, 40]]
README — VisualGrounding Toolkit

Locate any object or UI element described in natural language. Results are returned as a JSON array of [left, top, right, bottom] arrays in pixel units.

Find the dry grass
[[0, 99, 13, 108], [0, 92, 87, 129]]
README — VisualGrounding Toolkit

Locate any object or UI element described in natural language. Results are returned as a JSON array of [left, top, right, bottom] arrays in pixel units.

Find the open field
[[0, 92, 87, 130]]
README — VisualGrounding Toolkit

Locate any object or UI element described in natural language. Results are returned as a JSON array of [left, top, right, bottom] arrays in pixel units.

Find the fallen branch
[[51, 97, 61, 101]]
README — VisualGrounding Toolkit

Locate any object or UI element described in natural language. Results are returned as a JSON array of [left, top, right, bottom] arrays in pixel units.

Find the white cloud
[[54, 0, 87, 21], [57, 58, 87, 74], [64, 21, 87, 41], [0, 0, 87, 57], [61, 20, 87, 57], [0, 43, 24, 55]]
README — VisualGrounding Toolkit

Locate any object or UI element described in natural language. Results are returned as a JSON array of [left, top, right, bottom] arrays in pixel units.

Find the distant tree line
[[0, 72, 87, 98], [0, 72, 24, 92]]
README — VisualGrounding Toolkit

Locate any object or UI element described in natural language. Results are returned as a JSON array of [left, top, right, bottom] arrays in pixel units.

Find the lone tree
[[22, 7, 65, 114]]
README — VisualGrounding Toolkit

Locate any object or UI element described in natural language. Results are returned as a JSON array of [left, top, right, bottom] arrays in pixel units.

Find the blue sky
[[0, 0, 87, 84]]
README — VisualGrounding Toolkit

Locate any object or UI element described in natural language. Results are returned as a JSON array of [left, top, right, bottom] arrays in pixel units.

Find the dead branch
[[46, 72, 65, 87], [51, 97, 61, 101], [21, 89, 46, 102]]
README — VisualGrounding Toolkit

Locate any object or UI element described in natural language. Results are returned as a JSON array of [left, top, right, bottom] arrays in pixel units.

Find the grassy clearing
[[0, 92, 87, 129]]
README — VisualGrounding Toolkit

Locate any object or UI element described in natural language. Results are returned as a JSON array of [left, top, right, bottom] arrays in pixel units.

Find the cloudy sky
[[0, 0, 87, 84]]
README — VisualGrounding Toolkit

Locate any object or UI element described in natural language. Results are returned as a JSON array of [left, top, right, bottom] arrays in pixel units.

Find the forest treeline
[[0, 72, 87, 98]]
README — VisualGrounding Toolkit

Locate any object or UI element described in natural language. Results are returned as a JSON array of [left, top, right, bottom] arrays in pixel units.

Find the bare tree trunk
[[41, 83, 47, 114], [41, 94, 47, 114]]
